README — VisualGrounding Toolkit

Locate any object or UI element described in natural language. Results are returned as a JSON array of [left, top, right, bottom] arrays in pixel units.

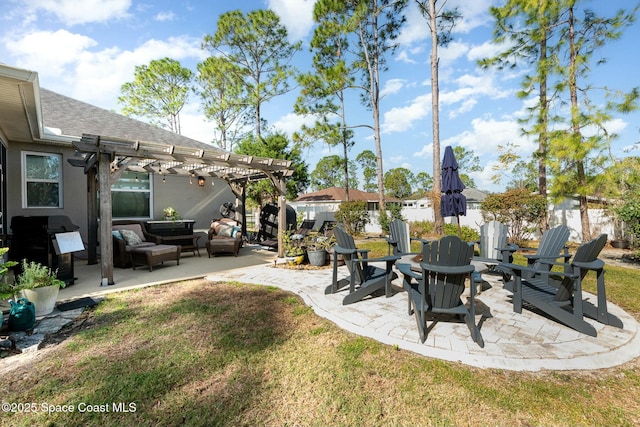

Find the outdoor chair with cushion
[[112, 220, 161, 268], [500, 233, 623, 337], [206, 218, 243, 257], [325, 226, 399, 305], [397, 235, 484, 347]]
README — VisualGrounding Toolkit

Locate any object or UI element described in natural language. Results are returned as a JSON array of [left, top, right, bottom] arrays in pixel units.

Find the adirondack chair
[[472, 220, 515, 267], [325, 226, 400, 305], [501, 234, 623, 337], [386, 219, 428, 257], [396, 235, 484, 347], [470, 220, 516, 289], [499, 225, 571, 292]]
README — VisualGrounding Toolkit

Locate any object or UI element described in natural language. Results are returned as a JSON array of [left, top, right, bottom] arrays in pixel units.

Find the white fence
[[293, 203, 616, 243]]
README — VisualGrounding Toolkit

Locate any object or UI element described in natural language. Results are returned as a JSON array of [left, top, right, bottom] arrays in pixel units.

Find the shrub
[[410, 220, 435, 238], [335, 201, 369, 235], [481, 188, 546, 245], [379, 204, 403, 234], [443, 224, 479, 242], [615, 196, 640, 247]]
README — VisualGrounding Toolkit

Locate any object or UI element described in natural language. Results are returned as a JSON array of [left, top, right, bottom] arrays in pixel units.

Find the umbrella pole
[[457, 215, 462, 238]]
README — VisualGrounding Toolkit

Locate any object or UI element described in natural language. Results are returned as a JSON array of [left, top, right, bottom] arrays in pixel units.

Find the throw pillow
[[231, 226, 241, 238], [112, 230, 124, 240], [120, 229, 143, 246], [218, 224, 234, 237]]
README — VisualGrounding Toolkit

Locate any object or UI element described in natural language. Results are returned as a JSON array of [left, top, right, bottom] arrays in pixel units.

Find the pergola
[[70, 133, 295, 285]]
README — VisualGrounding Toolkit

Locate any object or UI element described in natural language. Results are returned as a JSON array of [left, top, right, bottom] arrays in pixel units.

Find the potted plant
[[282, 230, 305, 265], [162, 206, 180, 221], [14, 260, 66, 316], [305, 233, 335, 267], [0, 247, 18, 300]]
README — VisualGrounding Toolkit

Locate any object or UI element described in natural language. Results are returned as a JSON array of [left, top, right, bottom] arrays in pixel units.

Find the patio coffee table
[[129, 244, 181, 272]]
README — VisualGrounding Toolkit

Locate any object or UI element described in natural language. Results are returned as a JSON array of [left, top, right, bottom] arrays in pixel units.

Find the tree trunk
[[568, 5, 591, 242], [538, 14, 549, 231], [430, 0, 443, 234]]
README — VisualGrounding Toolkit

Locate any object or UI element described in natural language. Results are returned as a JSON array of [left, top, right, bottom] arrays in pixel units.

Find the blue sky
[[1, 0, 639, 193]]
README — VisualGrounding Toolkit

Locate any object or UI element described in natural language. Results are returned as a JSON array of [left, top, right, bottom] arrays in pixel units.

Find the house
[[0, 63, 294, 282], [290, 187, 401, 234]]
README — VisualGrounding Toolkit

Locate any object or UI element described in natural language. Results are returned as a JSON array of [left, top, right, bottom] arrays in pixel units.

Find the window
[[111, 171, 152, 218], [22, 151, 62, 208]]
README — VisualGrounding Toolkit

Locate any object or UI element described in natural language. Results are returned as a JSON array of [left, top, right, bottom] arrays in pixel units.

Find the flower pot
[[286, 255, 305, 266], [21, 285, 60, 316], [610, 239, 630, 249], [307, 249, 327, 267]]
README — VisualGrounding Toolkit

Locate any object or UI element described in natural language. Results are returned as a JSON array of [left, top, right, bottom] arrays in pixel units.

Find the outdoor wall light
[[197, 176, 206, 187]]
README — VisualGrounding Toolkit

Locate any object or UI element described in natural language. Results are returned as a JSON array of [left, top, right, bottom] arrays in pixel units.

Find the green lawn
[[1, 240, 639, 427]]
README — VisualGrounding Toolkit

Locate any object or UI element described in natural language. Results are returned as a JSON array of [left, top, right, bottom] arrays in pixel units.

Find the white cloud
[[414, 142, 434, 160], [381, 79, 406, 98], [438, 41, 468, 66], [446, 116, 536, 157], [267, 0, 315, 41], [3, 27, 207, 109], [179, 102, 219, 145], [447, 0, 494, 34], [448, 98, 477, 118], [23, 0, 132, 26], [396, 50, 416, 64], [5, 30, 97, 76], [397, 2, 427, 45], [382, 93, 431, 134], [467, 40, 506, 62], [272, 112, 316, 138], [155, 11, 176, 22]]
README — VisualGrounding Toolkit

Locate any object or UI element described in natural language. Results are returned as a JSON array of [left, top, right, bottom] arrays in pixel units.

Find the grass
[[1, 240, 640, 426]]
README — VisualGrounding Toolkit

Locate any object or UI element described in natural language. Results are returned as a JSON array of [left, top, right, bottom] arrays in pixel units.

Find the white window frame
[[21, 151, 63, 209]]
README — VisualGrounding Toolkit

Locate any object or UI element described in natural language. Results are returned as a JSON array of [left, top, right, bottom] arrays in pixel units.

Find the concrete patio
[[7, 244, 640, 372]]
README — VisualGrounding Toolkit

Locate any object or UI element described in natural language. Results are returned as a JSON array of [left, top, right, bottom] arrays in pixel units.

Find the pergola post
[[277, 177, 286, 258], [86, 164, 98, 265], [98, 150, 114, 286]]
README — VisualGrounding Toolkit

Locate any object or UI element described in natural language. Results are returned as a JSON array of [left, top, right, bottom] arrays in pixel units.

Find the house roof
[[295, 187, 401, 203], [40, 88, 220, 152], [462, 188, 488, 202]]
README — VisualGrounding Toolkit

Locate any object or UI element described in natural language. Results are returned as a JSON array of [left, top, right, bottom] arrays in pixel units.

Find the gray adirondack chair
[[397, 235, 484, 347], [386, 219, 428, 256], [470, 220, 516, 288], [325, 226, 400, 305], [472, 220, 514, 267], [500, 224, 571, 291], [501, 233, 623, 336]]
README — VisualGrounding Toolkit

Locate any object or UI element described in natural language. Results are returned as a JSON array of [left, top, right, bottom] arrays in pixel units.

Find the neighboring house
[[290, 187, 402, 234], [0, 64, 293, 278]]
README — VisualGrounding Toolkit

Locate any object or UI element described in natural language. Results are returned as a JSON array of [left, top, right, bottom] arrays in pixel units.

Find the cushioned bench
[[129, 244, 181, 272]]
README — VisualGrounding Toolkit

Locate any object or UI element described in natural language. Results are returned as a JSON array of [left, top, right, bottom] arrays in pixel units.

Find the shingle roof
[[296, 187, 401, 202], [40, 88, 222, 152]]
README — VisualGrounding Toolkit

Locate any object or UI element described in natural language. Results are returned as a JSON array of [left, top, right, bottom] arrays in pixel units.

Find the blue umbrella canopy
[[441, 145, 467, 218]]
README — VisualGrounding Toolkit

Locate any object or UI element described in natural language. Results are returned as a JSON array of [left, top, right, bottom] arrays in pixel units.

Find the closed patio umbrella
[[441, 145, 466, 236]]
